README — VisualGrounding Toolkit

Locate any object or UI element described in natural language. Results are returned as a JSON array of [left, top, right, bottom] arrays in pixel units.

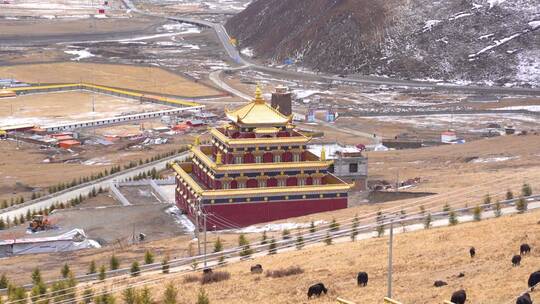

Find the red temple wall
[[192, 198, 348, 230]]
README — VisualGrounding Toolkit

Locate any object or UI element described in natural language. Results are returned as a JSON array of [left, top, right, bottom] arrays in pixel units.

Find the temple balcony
[[172, 161, 352, 204], [210, 128, 310, 148], [191, 145, 332, 174]]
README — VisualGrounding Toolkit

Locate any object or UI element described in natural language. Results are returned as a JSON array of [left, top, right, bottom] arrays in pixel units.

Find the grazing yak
[[450, 289, 467, 304], [528, 271, 540, 290], [469, 247, 476, 258], [202, 268, 213, 274], [357, 272, 368, 287], [250, 264, 263, 274], [516, 293, 532, 304], [434, 280, 448, 287], [307, 283, 327, 299], [512, 255, 522, 267], [521, 244, 532, 255]]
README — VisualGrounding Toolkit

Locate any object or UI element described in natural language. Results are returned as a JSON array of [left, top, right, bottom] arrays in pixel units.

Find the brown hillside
[[148, 210, 540, 304]]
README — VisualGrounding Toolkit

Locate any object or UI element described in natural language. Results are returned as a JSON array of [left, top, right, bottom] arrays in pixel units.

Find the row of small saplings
[[433, 243, 538, 304]]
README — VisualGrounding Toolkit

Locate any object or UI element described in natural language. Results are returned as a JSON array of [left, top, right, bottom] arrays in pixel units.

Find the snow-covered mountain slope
[[226, 0, 540, 87]]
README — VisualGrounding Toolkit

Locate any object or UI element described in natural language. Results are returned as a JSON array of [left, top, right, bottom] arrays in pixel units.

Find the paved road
[[0, 152, 189, 222]]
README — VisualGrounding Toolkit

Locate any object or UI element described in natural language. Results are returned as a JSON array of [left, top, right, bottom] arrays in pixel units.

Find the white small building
[[441, 130, 458, 143]]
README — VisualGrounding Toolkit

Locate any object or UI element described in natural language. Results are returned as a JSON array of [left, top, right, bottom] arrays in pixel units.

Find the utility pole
[[387, 219, 394, 299], [203, 212, 207, 268], [395, 171, 399, 193], [195, 204, 201, 255]]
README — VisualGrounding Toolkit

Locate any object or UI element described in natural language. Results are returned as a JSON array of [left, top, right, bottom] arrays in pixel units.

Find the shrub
[[144, 250, 154, 265], [95, 290, 116, 304], [376, 211, 385, 237], [266, 266, 304, 278], [473, 205, 482, 221], [260, 231, 268, 245], [163, 282, 177, 304], [351, 214, 359, 240], [448, 211, 458, 226], [130, 261, 140, 277], [443, 203, 451, 213], [238, 234, 253, 257], [213, 237, 223, 253], [88, 261, 97, 274], [494, 201, 502, 217], [424, 213, 432, 229], [295, 234, 304, 250], [483, 194, 492, 205], [61, 263, 71, 278], [162, 256, 170, 274], [329, 218, 339, 232], [506, 189, 514, 200], [201, 271, 230, 285], [309, 220, 316, 233], [110, 255, 119, 270], [516, 197, 528, 213], [98, 265, 106, 281], [281, 229, 291, 240], [122, 287, 139, 304], [522, 183, 533, 197], [183, 274, 200, 284], [139, 287, 153, 304], [31, 268, 42, 285], [82, 287, 94, 304], [197, 288, 209, 304], [325, 232, 332, 245], [268, 238, 277, 255], [0, 274, 8, 289]]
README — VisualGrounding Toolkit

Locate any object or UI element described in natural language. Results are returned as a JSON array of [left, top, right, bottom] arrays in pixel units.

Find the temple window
[[235, 155, 243, 164], [274, 154, 281, 162], [258, 180, 266, 187], [277, 179, 286, 187], [238, 181, 246, 188], [298, 178, 306, 186], [255, 155, 262, 163], [293, 153, 300, 162], [223, 181, 230, 189], [313, 178, 321, 185]]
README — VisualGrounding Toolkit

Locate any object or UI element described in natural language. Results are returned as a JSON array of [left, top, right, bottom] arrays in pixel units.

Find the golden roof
[[225, 86, 291, 126]]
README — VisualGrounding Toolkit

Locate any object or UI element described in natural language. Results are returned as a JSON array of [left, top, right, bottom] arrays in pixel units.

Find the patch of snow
[[449, 13, 472, 21], [495, 105, 540, 112], [422, 20, 441, 32], [529, 21, 540, 30], [471, 156, 519, 163], [293, 89, 321, 99], [166, 205, 195, 232], [469, 32, 523, 59], [64, 49, 95, 61], [478, 33, 494, 40], [240, 220, 327, 233], [487, 0, 506, 9], [240, 48, 254, 57], [161, 23, 201, 34], [183, 44, 200, 50]]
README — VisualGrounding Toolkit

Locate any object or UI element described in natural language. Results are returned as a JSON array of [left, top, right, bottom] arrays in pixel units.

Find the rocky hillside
[[226, 0, 540, 86]]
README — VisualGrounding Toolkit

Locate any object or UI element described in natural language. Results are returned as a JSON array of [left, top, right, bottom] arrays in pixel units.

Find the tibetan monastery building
[[172, 87, 352, 230]]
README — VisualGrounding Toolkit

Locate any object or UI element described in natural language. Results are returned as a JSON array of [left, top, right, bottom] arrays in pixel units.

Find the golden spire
[[320, 146, 326, 161], [254, 85, 265, 104], [216, 152, 222, 165]]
